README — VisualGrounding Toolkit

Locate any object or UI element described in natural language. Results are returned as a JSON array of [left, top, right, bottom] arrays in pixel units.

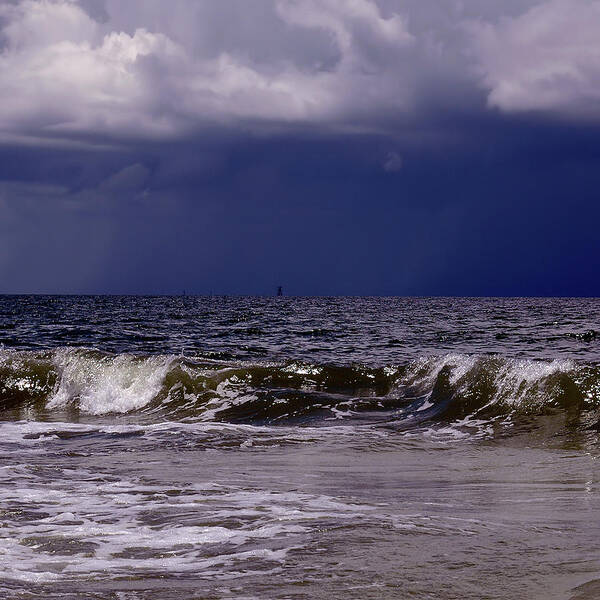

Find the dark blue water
[[2, 295, 600, 363]]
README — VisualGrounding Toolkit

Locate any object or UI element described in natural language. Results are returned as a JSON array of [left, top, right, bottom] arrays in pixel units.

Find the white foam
[[402, 353, 577, 414], [403, 353, 479, 389], [489, 357, 575, 409], [47, 350, 173, 414], [0, 420, 388, 453], [0, 463, 384, 585]]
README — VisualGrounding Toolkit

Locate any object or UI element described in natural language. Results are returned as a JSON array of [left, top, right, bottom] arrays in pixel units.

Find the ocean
[[0, 295, 599, 599]]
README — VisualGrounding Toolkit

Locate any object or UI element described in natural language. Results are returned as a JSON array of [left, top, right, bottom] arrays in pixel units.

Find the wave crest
[[0, 349, 598, 430]]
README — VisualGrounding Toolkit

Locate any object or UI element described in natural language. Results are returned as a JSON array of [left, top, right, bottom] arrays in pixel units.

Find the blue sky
[[1, 0, 599, 295]]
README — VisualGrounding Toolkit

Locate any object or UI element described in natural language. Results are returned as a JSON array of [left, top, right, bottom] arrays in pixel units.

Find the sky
[[1, 0, 599, 295]]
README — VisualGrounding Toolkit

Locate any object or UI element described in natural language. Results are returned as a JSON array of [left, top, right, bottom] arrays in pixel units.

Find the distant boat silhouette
[[277, 286, 283, 296]]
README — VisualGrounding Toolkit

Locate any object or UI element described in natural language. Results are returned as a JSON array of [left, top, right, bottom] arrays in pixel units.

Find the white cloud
[[0, 0, 415, 144], [0, 0, 99, 49], [0, 5, 186, 138], [276, 0, 412, 58], [467, 0, 600, 118], [3, 0, 597, 148]]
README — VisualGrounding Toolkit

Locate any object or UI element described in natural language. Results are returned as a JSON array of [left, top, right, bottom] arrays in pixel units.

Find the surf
[[1, 348, 598, 435]]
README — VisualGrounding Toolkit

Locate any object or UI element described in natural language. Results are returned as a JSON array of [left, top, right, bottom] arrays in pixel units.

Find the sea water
[[0, 296, 599, 599]]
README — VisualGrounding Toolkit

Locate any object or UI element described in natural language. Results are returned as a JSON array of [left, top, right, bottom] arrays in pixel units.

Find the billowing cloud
[[4, 0, 599, 149], [0, 0, 416, 144], [468, 0, 600, 118]]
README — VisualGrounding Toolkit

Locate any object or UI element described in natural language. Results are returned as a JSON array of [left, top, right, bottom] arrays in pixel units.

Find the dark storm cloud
[[2, 0, 599, 144], [1, 0, 600, 295]]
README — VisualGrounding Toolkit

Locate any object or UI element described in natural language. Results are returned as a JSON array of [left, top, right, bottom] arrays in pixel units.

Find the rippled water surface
[[1, 296, 600, 599]]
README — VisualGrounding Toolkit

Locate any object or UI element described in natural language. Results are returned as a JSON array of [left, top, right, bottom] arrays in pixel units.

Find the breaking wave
[[1, 348, 599, 431]]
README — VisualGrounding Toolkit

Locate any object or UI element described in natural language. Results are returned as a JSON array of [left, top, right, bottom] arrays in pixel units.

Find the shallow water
[[1, 296, 599, 598]]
